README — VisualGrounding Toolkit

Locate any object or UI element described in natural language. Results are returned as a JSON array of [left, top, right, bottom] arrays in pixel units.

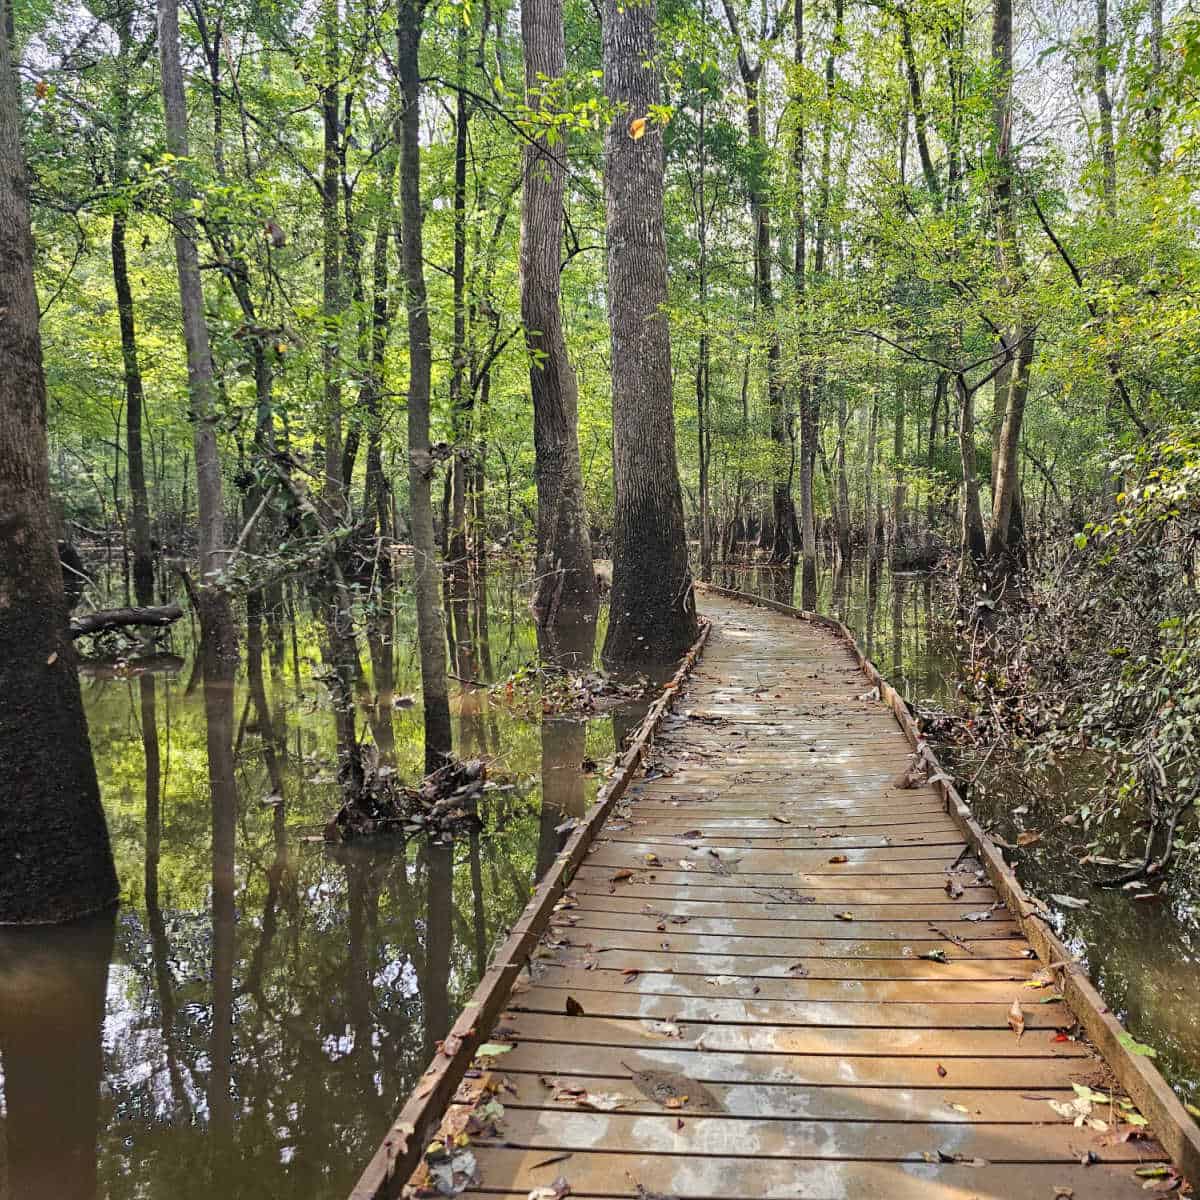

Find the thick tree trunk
[[988, 328, 1034, 567], [321, 0, 345, 517], [600, 0, 697, 671], [157, 0, 234, 658], [396, 0, 452, 770], [0, 18, 119, 923], [521, 0, 598, 665]]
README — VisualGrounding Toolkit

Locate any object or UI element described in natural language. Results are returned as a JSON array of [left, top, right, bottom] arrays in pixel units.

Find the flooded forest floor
[[0, 554, 1196, 1199]]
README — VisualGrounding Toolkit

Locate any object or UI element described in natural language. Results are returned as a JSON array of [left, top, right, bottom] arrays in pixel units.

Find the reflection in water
[[0, 914, 114, 1200], [0, 565, 614, 1199]]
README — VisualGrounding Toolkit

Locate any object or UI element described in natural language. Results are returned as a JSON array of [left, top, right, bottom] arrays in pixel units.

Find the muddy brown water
[[1, 557, 1196, 1199]]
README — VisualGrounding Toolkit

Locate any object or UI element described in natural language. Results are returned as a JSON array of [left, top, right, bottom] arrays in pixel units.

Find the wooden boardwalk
[[362, 591, 1197, 1200]]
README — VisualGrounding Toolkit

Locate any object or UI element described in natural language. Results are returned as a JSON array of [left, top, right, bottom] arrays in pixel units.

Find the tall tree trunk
[[891, 379, 906, 559], [695, 24, 713, 583], [157, 0, 234, 657], [1094, 0, 1117, 213], [864, 391, 878, 562], [1148, 0, 1163, 174], [0, 16, 119, 923], [835, 383, 851, 558], [321, 0, 345, 516], [521, 0, 598, 665], [957, 375, 987, 568], [988, 329, 1034, 567], [396, 0, 452, 770], [600, 0, 697, 670], [793, 0, 818, 577], [111, 11, 153, 607]]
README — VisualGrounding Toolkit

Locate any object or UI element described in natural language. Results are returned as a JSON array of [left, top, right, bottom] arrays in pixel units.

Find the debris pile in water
[[324, 754, 488, 843]]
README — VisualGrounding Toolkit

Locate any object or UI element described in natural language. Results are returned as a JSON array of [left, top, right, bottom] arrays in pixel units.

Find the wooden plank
[[459, 1151, 1156, 1198], [491, 1072, 1078, 1122], [452, 1105, 1156, 1162], [346, 621, 712, 1200], [566, 894, 1004, 919], [488, 1012, 1087, 1057], [558, 913, 1022, 940], [523, 968, 1062, 1004], [484, 1039, 1099, 1087], [508, 988, 1068, 1029]]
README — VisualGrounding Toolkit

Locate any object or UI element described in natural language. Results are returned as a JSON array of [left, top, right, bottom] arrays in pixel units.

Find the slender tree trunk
[[695, 35, 713, 583], [1094, 0, 1117, 213], [835, 384, 851, 558], [891, 379, 906, 559], [793, 0, 818, 576], [864, 392, 879, 562], [321, 0, 345, 516], [957, 375, 987, 568], [396, 0, 452, 769], [600, 0, 697, 670], [988, 329, 1034, 566], [1148, 0, 1163, 174], [521, 0, 597, 664], [0, 16, 119, 923], [157, 0, 234, 657], [111, 14, 153, 606]]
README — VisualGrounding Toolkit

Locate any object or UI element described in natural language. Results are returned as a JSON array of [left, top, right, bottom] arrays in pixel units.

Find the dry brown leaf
[[1008, 998, 1026, 1040]]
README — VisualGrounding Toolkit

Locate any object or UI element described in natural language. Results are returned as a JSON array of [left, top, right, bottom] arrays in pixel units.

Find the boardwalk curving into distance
[[358, 590, 1200, 1200]]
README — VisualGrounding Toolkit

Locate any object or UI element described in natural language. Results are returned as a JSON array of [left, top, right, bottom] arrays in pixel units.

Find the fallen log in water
[[69, 604, 183, 640]]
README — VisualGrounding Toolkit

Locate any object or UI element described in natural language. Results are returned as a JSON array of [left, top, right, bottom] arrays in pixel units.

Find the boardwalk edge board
[[347, 619, 713, 1200], [699, 579, 1200, 1185]]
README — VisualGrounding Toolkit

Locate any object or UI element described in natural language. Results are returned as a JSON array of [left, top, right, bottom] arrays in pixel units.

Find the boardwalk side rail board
[[699, 579, 1200, 1184], [348, 620, 712, 1200]]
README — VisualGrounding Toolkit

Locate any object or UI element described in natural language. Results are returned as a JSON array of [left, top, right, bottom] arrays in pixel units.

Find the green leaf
[[475, 1042, 514, 1058], [1117, 1032, 1158, 1058]]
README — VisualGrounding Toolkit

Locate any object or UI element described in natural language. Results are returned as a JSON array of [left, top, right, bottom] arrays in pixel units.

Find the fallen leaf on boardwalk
[[787, 962, 810, 976], [963, 910, 993, 922], [1025, 973, 1053, 989], [828, 855, 849, 864], [627, 1067, 721, 1110], [1050, 893, 1089, 909], [1017, 830, 1043, 847], [944, 1100, 970, 1114], [705, 975, 738, 987], [575, 1092, 633, 1111], [937, 1064, 948, 1078], [677, 860, 695, 871], [565, 996, 585, 1016], [1008, 998, 1026, 1040], [770, 814, 791, 824], [835, 911, 855, 921], [642, 1020, 683, 1039], [1052, 1188, 1074, 1198], [610, 869, 635, 883], [920, 949, 949, 963], [644, 853, 662, 867], [527, 1176, 570, 1200], [925, 1149, 987, 1166], [427, 1148, 479, 1195], [621, 968, 642, 984], [944, 877, 964, 899], [476, 1042, 514, 1058]]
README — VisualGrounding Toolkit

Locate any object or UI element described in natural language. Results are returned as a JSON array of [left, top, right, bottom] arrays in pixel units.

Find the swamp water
[[726, 559, 1200, 1109], [0, 563, 630, 1199], [2, 558, 1198, 1200]]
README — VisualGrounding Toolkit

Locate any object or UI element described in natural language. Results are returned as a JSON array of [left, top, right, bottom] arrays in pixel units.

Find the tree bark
[[0, 16, 119, 923], [957, 374, 987, 568], [600, 0, 697, 671], [396, 0, 452, 769], [111, 7, 153, 606], [321, 0, 345, 517], [521, 0, 598, 665], [1094, 0, 1117, 213], [157, 0, 234, 657]]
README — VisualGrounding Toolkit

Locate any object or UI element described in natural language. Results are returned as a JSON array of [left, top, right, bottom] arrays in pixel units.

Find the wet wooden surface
[[444, 595, 1172, 1199]]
